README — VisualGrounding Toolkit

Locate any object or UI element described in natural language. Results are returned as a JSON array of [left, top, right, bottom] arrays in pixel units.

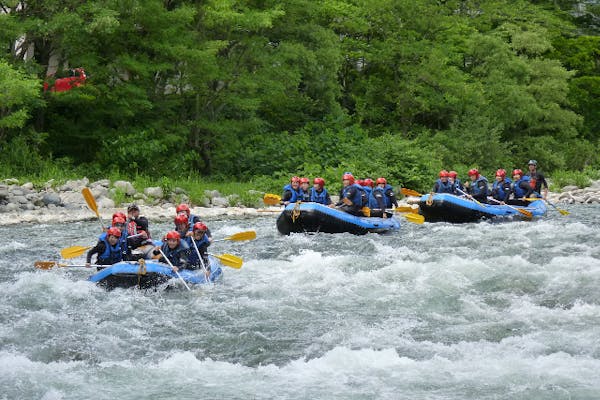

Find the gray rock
[[11, 189, 24, 197], [133, 193, 147, 200], [173, 187, 187, 195], [5, 203, 19, 212], [91, 179, 111, 188], [561, 185, 579, 192], [44, 179, 55, 189], [22, 182, 34, 190], [204, 190, 221, 199], [144, 186, 163, 199], [585, 196, 600, 204], [60, 178, 89, 192], [91, 186, 109, 198], [60, 191, 86, 206], [42, 193, 62, 206], [211, 197, 229, 207], [97, 197, 115, 208], [13, 195, 29, 204], [23, 203, 35, 210], [227, 194, 241, 206], [113, 180, 136, 196], [0, 185, 8, 200], [590, 180, 600, 189], [4, 178, 19, 185]]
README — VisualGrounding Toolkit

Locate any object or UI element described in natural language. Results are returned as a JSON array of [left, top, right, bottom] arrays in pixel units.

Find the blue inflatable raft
[[276, 202, 401, 235], [418, 193, 547, 223], [88, 257, 223, 290]]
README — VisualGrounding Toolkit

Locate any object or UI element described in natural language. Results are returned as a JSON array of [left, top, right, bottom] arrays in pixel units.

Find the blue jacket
[[185, 235, 210, 269], [282, 184, 301, 203], [310, 187, 331, 205], [512, 176, 531, 198], [492, 178, 512, 202], [433, 179, 454, 194], [97, 232, 123, 265]]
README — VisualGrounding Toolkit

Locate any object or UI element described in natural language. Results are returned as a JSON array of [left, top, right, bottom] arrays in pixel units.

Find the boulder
[[204, 190, 221, 199], [561, 185, 579, 192], [42, 193, 62, 206], [0, 185, 8, 200], [173, 187, 187, 195], [211, 196, 229, 207], [144, 186, 164, 199], [97, 196, 116, 209], [22, 182, 34, 190], [60, 178, 89, 192], [91, 179, 111, 188], [113, 180, 136, 196]]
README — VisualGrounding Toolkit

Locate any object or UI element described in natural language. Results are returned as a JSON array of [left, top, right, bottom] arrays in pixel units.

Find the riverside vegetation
[[1, 1, 599, 194]]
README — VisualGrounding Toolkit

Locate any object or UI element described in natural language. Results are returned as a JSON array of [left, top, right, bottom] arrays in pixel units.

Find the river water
[[1, 205, 599, 399]]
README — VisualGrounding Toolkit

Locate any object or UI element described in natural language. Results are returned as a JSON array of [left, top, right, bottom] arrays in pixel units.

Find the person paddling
[[432, 170, 454, 193], [464, 169, 489, 203], [526, 160, 548, 200], [490, 169, 512, 204], [448, 171, 464, 195], [153, 231, 191, 272], [310, 177, 332, 206], [335, 172, 364, 216], [85, 227, 123, 270], [185, 222, 212, 271], [281, 176, 302, 206]]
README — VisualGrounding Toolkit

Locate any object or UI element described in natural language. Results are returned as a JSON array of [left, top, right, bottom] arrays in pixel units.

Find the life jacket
[[512, 176, 531, 198], [341, 184, 363, 208], [450, 179, 464, 195], [382, 184, 396, 208], [282, 184, 301, 203], [369, 187, 385, 209], [97, 232, 123, 265], [160, 241, 190, 267], [434, 179, 454, 194], [299, 188, 311, 202], [492, 178, 512, 200], [470, 176, 489, 197], [185, 235, 210, 268], [127, 220, 137, 236], [310, 187, 329, 204], [189, 214, 201, 225]]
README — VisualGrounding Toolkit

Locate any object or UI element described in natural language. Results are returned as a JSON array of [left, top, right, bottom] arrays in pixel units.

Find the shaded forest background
[[1, 0, 599, 192]]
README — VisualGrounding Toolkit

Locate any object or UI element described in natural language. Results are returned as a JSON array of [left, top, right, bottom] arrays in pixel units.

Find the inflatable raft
[[418, 193, 547, 223], [88, 257, 223, 290], [276, 202, 401, 235]]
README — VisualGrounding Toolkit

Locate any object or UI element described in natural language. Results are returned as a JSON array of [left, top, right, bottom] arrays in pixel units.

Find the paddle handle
[[158, 248, 191, 291]]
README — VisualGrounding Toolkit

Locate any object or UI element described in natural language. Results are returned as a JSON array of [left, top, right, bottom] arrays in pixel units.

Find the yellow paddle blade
[[404, 213, 424, 224], [60, 245, 92, 259], [211, 253, 243, 269], [81, 187, 99, 216], [225, 231, 256, 241], [401, 188, 423, 197], [516, 208, 533, 219], [263, 193, 281, 206], [394, 205, 415, 213]]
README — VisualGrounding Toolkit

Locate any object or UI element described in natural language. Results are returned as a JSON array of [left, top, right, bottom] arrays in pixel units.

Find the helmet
[[290, 176, 300, 183], [467, 168, 479, 176], [127, 203, 139, 212], [448, 171, 458, 178], [165, 231, 180, 240], [112, 212, 126, 221], [528, 159, 537, 166], [176, 203, 190, 215], [363, 178, 374, 188], [112, 216, 126, 226], [313, 177, 325, 187], [356, 179, 364, 186], [174, 214, 188, 225], [495, 169, 506, 177], [299, 177, 310, 184], [512, 168, 523, 177], [193, 222, 208, 232], [342, 173, 355, 184], [376, 177, 387, 185], [439, 170, 449, 178], [107, 227, 122, 238]]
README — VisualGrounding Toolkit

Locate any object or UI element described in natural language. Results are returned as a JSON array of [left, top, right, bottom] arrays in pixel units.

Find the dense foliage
[[1, 0, 598, 192]]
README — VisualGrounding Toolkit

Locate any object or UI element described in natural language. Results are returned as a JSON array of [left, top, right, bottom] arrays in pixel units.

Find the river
[[1, 205, 599, 399]]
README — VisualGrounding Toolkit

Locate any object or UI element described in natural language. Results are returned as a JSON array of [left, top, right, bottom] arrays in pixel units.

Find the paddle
[[400, 188, 423, 197], [487, 197, 533, 219], [456, 188, 486, 207], [82, 187, 104, 230], [394, 205, 417, 213], [524, 198, 570, 215], [34, 261, 88, 270], [263, 193, 281, 206], [212, 230, 256, 242], [189, 236, 211, 282], [158, 248, 191, 291], [404, 213, 425, 224], [209, 253, 243, 269], [60, 245, 92, 259]]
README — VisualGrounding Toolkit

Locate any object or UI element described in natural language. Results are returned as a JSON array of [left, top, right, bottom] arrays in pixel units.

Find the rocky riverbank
[[1, 177, 599, 226], [0, 177, 279, 226]]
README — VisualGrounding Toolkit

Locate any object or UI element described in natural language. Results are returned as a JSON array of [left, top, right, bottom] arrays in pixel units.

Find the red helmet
[[176, 203, 191, 215], [193, 222, 208, 232], [313, 177, 325, 187], [107, 227, 122, 238], [512, 168, 523, 177], [496, 168, 506, 177], [342, 173, 355, 184], [165, 231, 180, 240], [468, 168, 479, 176], [174, 214, 188, 225], [363, 178, 374, 188], [290, 176, 300, 183], [376, 177, 387, 185], [356, 179, 364, 186], [439, 170, 449, 178], [112, 216, 126, 226], [448, 171, 458, 178], [112, 212, 126, 221], [299, 177, 310, 184]]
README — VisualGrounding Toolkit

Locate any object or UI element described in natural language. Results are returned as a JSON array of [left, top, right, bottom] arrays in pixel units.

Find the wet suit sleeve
[[373, 191, 386, 210], [281, 190, 292, 203], [386, 189, 398, 207], [502, 182, 511, 202], [86, 241, 105, 264]]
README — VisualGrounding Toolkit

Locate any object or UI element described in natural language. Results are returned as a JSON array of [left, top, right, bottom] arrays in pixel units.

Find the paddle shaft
[[158, 249, 191, 291], [487, 197, 532, 218], [190, 237, 211, 282]]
